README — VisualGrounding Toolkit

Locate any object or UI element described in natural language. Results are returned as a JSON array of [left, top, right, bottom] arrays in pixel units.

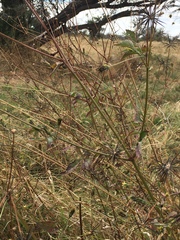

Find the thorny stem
[[141, 40, 151, 133], [135, 8, 164, 217], [141, 5, 157, 133], [79, 197, 84, 240], [132, 160, 162, 217], [6, 129, 16, 193]]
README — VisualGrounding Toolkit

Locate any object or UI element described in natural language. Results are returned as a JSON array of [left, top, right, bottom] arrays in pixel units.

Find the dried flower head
[[154, 156, 179, 182], [11, 129, 17, 134]]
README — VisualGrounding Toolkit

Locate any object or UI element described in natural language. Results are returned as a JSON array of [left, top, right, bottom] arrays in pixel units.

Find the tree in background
[[0, 0, 49, 42], [0, 0, 32, 39], [0, 0, 178, 45]]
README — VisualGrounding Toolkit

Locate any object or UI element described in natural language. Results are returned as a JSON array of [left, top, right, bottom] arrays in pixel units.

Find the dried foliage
[[0, 1, 180, 239]]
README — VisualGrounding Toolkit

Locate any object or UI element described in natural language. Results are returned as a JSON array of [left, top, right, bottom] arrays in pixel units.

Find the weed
[[0, 3, 179, 240]]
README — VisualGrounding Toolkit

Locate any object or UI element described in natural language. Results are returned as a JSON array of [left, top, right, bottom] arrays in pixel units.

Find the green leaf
[[69, 209, 75, 218], [70, 91, 76, 97], [131, 196, 148, 206], [119, 39, 144, 59], [125, 29, 137, 42], [61, 159, 80, 175], [121, 49, 136, 59], [119, 41, 143, 59], [119, 40, 134, 49], [139, 130, 148, 142]]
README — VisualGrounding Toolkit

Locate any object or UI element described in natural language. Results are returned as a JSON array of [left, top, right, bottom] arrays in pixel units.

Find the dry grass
[[151, 41, 180, 60], [0, 33, 179, 240]]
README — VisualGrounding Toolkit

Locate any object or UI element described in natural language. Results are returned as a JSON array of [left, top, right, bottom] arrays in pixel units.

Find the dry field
[[1, 34, 180, 84], [0, 34, 179, 239]]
